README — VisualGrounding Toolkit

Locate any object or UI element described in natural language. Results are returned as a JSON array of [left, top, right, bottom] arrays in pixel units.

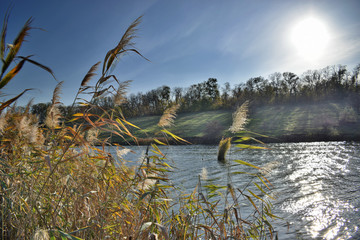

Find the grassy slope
[[118, 101, 360, 143], [124, 110, 232, 139], [249, 101, 360, 140]]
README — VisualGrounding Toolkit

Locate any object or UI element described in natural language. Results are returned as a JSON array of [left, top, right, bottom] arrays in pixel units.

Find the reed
[[229, 100, 249, 133], [0, 14, 277, 240], [217, 137, 232, 162]]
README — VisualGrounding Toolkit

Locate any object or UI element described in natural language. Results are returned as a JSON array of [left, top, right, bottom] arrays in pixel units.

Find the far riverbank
[[109, 101, 360, 145]]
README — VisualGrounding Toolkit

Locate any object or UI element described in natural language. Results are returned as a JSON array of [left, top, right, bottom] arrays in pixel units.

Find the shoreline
[[111, 134, 360, 146]]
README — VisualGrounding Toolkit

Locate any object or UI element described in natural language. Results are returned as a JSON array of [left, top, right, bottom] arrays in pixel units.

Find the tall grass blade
[[51, 81, 63, 105], [17, 56, 56, 80], [0, 10, 10, 61], [102, 15, 146, 75], [158, 104, 179, 128], [234, 160, 260, 170], [229, 100, 249, 133], [0, 57, 26, 89], [81, 61, 100, 86], [58, 229, 84, 240], [114, 80, 132, 105], [0, 88, 31, 113], [1, 18, 32, 77], [235, 143, 267, 150]]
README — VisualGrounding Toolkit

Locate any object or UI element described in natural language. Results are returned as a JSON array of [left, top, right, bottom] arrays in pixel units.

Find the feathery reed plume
[[45, 105, 61, 129], [217, 137, 232, 162], [0, 113, 7, 132], [81, 61, 100, 87], [200, 167, 208, 181], [24, 98, 33, 113], [228, 100, 249, 133], [45, 81, 63, 128], [17, 115, 31, 137], [30, 124, 45, 145], [102, 15, 148, 76], [114, 80, 132, 105], [33, 229, 50, 240], [51, 81, 63, 105], [86, 127, 99, 144], [158, 104, 180, 128], [116, 148, 131, 159]]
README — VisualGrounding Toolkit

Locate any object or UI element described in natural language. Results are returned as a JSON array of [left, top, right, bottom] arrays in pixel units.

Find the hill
[[113, 100, 360, 144], [248, 101, 360, 142]]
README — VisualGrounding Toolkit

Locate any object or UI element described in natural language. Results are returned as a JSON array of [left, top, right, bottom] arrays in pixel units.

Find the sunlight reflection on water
[[274, 142, 359, 239], [109, 141, 360, 239]]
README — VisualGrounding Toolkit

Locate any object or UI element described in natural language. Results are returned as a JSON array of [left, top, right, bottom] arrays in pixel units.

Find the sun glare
[[291, 17, 330, 62]]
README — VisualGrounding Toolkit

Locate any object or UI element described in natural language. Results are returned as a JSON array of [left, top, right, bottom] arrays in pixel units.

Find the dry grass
[[0, 14, 277, 240], [229, 100, 249, 133], [158, 104, 180, 128], [218, 137, 232, 162]]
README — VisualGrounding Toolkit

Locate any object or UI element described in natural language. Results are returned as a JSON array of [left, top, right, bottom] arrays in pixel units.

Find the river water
[[109, 141, 360, 239]]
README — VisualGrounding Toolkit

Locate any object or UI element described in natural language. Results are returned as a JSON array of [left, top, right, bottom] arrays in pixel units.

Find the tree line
[[30, 63, 360, 121]]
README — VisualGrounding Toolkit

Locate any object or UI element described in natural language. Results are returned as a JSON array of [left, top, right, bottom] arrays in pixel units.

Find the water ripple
[[109, 141, 360, 239]]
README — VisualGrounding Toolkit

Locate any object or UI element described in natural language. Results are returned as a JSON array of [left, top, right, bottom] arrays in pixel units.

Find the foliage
[[117, 64, 360, 118], [0, 14, 278, 240], [218, 137, 232, 162], [0, 10, 55, 114]]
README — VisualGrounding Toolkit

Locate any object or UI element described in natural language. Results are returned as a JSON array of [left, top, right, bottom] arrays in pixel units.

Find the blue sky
[[1, 0, 360, 105]]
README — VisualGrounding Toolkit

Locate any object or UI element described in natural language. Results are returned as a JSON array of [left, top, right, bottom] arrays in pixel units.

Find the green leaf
[[18, 56, 56, 80], [161, 129, 190, 144], [154, 138, 166, 145], [233, 136, 251, 142], [1, 18, 32, 77], [254, 182, 274, 200], [235, 144, 267, 150], [265, 211, 281, 219], [234, 160, 260, 170], [246, 195, 260, 214], [122, 118, 141, 129], [0, 58, 26, 89], [0, 10, 9, 61], [248, 189, 265, 202], [68, 227, 90, 235], [256, 175, 271, 191], [0, 88, 31, 114], [237, 130, 269, 138], [58, 230, 84, 240]]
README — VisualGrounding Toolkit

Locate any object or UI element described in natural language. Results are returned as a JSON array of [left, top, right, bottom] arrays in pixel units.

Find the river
[[108, 141, 360, 239]]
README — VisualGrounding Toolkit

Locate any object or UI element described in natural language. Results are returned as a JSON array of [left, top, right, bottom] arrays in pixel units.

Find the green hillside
[[248, 101, 359, 141], [121, 110, 232, 143], [115, 101, 360, 144]]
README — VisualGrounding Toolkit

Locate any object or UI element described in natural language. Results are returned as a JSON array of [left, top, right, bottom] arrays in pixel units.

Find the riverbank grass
[[0, 15, 278, 239]]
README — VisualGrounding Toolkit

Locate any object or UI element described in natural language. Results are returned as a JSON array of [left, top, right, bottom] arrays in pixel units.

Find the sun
[[291, 17, 330, 61]]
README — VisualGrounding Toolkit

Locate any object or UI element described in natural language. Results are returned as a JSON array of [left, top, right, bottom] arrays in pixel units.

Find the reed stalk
[[217, 137, 232, 162], [0, 13, 277, 240]]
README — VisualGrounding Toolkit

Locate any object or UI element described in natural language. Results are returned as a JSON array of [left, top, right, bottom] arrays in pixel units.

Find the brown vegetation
[[0, 14, 277, 239]]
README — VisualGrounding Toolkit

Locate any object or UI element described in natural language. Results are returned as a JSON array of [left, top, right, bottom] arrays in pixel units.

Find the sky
[[1, 0, 360, 105]]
